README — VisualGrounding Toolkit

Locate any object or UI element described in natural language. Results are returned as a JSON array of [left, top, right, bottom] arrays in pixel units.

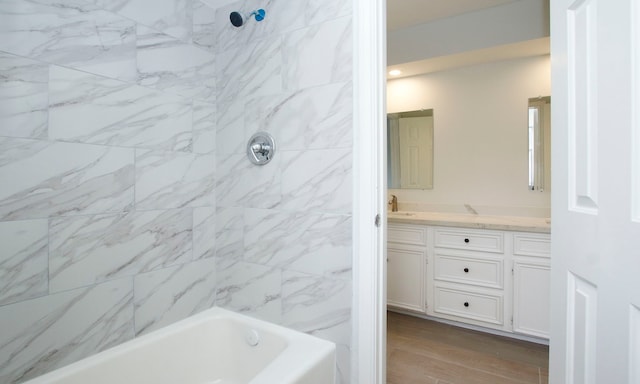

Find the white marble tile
[[49, 66, 192, 151], [193, 206, 216, 259], [0, 138, 135, 221], [214, 0, 305, 53], [283, 16, 352, 90], [305, 0, 352, 26], [0, 278, 134, 383], [245, 82, 352, 150], [136, 26, 216, 102], [134, 258, 216, 335], [280, 149, 352, 214], [214, 206, 243, 265], [216, 36, 282, 102], [193, 0, 217, 52], [0, 0, 136, 81], [216, 153, 281, 209], [216, 97, 245, 154], [0, 52, 48, 139], [135, 149, 215, 210], [193, 101, 216, 154], [199, 0, 236, 9], [281, 270, 351, 384], [216, 261, 281, 324], [281, 271, 351, 346], [244, 209, 351, 278], [98, 0, 192, 41], [49, 209, 193, 292], [0, 220, 48, 306]]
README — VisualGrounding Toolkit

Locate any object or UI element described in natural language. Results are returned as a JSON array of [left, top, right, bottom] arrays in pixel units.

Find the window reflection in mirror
[[387, 109, 434, 189], [528, 96, 550, 191]]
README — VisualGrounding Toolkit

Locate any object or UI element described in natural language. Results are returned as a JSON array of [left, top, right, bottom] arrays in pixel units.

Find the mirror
[[387, 109, 434, 189], [528, 96, 550, 191]]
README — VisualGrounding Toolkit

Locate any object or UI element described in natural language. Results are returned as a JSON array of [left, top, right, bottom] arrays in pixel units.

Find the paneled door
[[550, 0, 640, 383], [398, 116, 433, 189]]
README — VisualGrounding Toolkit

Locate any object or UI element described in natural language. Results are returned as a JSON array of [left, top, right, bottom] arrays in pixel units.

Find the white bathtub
[[23, 307, 336, 384]]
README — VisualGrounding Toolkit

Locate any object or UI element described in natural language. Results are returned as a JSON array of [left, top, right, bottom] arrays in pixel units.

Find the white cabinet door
[[387, 243, 426, 313], [513, 260, 550, 339]]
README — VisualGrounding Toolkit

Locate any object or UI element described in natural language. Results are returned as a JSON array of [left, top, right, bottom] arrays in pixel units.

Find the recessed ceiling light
[[388, 69, 402, 76]]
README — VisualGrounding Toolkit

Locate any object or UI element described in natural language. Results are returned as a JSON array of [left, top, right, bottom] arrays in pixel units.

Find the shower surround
[[0, 0, 353, 383]]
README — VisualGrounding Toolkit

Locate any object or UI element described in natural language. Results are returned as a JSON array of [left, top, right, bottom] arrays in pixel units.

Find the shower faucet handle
[[251, 142, 271, 156], [247, 132, 276, 165]]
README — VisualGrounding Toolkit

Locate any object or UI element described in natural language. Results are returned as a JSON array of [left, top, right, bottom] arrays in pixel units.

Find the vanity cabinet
[[387, 220, 551, 340], [512, 233, 551, 339], [431, 227, 508, 331], [387, 224, 427, 313]]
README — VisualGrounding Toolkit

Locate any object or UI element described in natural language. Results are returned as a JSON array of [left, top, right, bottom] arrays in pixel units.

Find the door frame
[[352, 0, 387, 382]]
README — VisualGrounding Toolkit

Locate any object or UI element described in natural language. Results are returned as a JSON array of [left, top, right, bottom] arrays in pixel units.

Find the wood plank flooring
[[387, 311, 549, 384]]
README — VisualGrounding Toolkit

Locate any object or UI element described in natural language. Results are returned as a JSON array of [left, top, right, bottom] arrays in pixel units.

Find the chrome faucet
[[389, 195, 398, 212]]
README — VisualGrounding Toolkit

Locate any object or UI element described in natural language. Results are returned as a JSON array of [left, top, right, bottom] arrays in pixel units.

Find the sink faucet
[[389, 195, 398, 212]]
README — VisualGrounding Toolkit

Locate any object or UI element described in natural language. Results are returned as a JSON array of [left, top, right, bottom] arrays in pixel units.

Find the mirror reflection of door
[[399, 116, 433, 188], [388, 109, 434, 189]]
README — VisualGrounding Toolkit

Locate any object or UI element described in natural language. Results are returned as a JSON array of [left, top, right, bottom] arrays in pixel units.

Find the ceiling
[[386, 0, 549, 78], [387, 0, 521, 31]]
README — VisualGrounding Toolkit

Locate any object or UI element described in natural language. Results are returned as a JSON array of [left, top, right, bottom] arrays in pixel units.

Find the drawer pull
[[464, 302, 470, 307], [464, 238, 470, 243], [463, 267, 469, 273]]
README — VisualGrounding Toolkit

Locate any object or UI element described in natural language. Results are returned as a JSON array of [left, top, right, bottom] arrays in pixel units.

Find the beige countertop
[[387, 211, 551, 233]]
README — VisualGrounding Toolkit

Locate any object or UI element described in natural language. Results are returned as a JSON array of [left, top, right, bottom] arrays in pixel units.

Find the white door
[[550, 1, 640, 383]]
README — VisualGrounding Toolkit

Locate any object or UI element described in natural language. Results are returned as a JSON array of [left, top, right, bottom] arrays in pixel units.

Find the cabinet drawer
[[388, 224, 427, 246], [434, 286, 503, 325], [513, 234, 551, 258], [434, 252, 503, 289], [434, 228, 504, 253]]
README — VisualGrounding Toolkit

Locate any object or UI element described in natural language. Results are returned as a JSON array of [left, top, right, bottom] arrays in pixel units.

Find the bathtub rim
[[22, 306, 336, 384]]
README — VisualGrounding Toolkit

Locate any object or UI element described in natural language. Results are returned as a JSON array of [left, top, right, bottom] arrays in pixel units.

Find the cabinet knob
[[464, 302, 469, 307], [464, 238, 470, 243], [464, 267, 469, 273]]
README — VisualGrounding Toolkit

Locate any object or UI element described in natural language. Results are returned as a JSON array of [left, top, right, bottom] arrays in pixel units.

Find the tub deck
[[23, 307, 336, 384]]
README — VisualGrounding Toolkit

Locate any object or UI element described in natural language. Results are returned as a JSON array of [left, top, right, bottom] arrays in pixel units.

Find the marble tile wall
[[0, 0, 354, 382], [0, 0, 217, 382], [211, 1, 354, 383]]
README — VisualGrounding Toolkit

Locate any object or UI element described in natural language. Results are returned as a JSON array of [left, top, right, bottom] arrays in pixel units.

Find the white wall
[[387, 55, 551, 213]]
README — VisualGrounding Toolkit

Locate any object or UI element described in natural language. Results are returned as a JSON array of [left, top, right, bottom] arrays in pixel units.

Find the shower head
[[229, 9, 266, 27], [229, 11, 244, 27]]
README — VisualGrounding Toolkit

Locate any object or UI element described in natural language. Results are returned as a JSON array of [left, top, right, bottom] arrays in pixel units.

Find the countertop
[[387, 211, 551, 233]]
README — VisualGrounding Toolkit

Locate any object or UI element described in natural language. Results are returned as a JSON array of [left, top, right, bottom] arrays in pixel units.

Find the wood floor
[[387, 311, 549, 384]]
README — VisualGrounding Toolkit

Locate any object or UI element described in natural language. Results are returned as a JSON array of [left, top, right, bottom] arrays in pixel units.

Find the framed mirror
[[387, 109, 434, 189], [528, 96, 550, 191]]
